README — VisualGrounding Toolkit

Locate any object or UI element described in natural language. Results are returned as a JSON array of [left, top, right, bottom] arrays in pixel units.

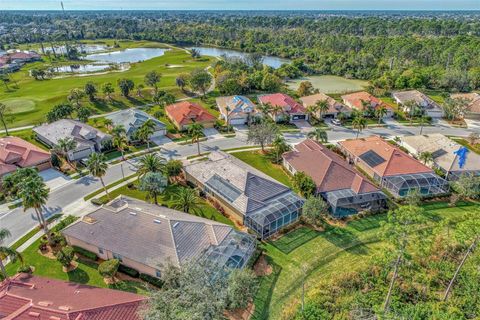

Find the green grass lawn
[[451, 137, 480, 154], [232, 151, 292, 188], [2, 41, 215, 128], [252, 201, 480, 319], [98, 183, 234, 226]]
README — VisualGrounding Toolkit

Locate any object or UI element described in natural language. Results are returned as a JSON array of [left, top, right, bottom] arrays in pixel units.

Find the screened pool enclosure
[[204, 230, 256, 269], [323, 189, 388, 217], [382, 173, 449, 197], [244, 193, 304, 239]]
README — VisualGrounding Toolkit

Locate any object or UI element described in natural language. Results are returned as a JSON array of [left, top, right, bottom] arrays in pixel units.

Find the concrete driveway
[[203, 127, 222, 139], [465, 119, 480, 131], [39, 168, 71, 191], [151, 135, 172, 146], [293, 120, 313, 132]]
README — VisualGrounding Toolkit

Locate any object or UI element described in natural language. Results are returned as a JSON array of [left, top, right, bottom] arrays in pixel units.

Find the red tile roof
[[283, 139, 379, 194], [341, 91, 391, 111], [300, 93, 351, 114], [258, 93, 306, 114], [0, 274, 145, 320], [9, 52, 40, 60], [165, 101, 216, 126], [0, 137, 51, 176], [339, 136, 433, 177]]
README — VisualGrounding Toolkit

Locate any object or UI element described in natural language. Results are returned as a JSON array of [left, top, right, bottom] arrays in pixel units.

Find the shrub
[[56, 246, 75, 267], [72, 246, 98, 261], [98, 259, 120, 279], [119, 264, 139, 278], [17, 265, 32, 274], [139, 273, 164, 288], [91, 198, 107, 206], [53, 215, 78, 232]]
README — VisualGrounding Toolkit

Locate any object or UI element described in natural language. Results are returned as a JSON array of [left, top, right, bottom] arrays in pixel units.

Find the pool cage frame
[[323, 189, 388, 218], [203, 230, 257, 269], [381, 172, 449, 198]]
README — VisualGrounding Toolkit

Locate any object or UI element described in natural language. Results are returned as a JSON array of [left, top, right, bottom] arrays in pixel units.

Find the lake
[[287, 75, 370, 94], [50, 64, 112, 73], [186, 46, 291, 69], [84, 48, 169, 64]]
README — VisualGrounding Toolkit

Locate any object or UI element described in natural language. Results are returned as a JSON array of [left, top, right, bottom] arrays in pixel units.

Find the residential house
[[105, 109, 167, 141], [258, 93, 308, 122], [165, 101, 216, 131], [283, 139, 387, 217], [401, 133, 480, 180], [0, 136, 51, 177], [184, 151, 304, 239], [33, 119, 111, 161], [0, 273, 145, 320], [62, 196, 256, 277], [338, 136, 449, 198], [392, 90, 443, 118], [216, 95, 257, 125], [7, 50, 41, 64], [451, 93, 480, 120], [300, 93, 351, 119], [341, 91, 392, 117]]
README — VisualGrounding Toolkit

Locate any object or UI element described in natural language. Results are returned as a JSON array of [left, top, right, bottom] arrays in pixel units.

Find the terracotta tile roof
[[339, 136, 433, 177], [467, 97, 480, 113], [258, 93, 306, 114], [283, 139, 379, 194], [300, 93, 351, 114], [0, 274, 145, 320], [0, 137, 50, 175], [341, 91, 390, 111], [165, 101, 216, 126]]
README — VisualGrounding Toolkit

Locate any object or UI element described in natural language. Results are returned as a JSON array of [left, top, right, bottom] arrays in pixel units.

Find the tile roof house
[[401, 133, 480, 180], [338, 136, 449, 198], [0, 273, 145, 320], [258, 93, 307, 122], [0, 136, 51, 177], [451, 93, 480, 119], [165, 101, 216, 130], [62, 196, 255, 276], [341, 91, 392, 116], [184, 151, 304, 239], [7, 51, 41, 63], [105, 109, 167, 140], [33, 119, 111, 162], [216, 95, 257, 125], [392, 90, 444, 118], [283, 139, 387, 217], [300, 93, 351, 119]]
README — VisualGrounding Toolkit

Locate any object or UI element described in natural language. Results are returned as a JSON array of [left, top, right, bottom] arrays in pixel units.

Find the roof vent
[[38, 301, 53, 307], [173, 222, 179, 228], [129, 211, 137, 216], [153, 219, 162, 224], [49, 317, 61, 320], [28, 312, 40, 317], [83, 216, 97, 224], [58, 306, 71, 311]]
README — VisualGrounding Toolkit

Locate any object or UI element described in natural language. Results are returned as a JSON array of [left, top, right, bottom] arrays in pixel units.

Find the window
[[98, 247, 104, 254], [113, 253, 123, 262], [155, 270, 162, 278]]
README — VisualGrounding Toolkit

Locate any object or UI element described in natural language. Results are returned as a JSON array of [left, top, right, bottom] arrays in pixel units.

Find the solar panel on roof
[[359, 150, 386, 168]]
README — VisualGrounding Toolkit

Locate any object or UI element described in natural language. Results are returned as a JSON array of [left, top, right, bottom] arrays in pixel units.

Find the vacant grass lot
[[2, 42, 214, 127], [252, 201, 480, 319], [287, 75, 369, 94]]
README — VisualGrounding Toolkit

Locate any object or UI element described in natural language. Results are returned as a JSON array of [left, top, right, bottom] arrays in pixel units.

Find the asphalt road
[[1, 121, 476, 246]]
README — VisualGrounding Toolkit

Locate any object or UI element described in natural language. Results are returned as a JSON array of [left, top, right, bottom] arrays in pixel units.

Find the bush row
[[72, 246, 98, 261]]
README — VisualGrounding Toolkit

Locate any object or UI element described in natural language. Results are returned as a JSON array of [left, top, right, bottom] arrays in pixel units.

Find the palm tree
[[18, 175, 52, 244], [419, 151, 433, 165], [0, 103, 11, 136], [375, 105, 388, 124], [271, 135, 291, 163], [225, 106, 231, 133], [137, 153, 165, 178], [103, 118, 114, 132], [307, 128, 328, 143], [0, 228, 23, 280], [86, 153, 110, 201], [172, 187, 202, 214], [258, 102, 272, 118], [111, 125, 128, 161], [270, 105, 284, 122], [137, 119, 156, 150], [188, 123, 205, 156], [54, 137, 77, 168], [352, 116, 367, 139], [315, 99, 329, 120], [418, 114, 428, 135], [305, 104, 319, 122]]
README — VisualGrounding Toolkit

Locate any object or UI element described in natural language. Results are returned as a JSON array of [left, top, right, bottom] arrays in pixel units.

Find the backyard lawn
[[251, 201, 480, 319], [232, 151, 292, 188]]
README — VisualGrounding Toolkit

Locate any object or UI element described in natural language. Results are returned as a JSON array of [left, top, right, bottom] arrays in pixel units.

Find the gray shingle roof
[[105, 109, 166, 136], [62, 196, 250, 269]]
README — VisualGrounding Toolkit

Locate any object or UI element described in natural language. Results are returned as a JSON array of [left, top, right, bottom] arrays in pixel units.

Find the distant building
[[33, 119, 111, 161], [401, 133, 480, 180], [0, 273, 145, 320], [258, 93, 308, 122], [0, 136, 51, 177], [300, 93, 351, 119], [341, 91, 392, 116], [283, 139, 387, 217], [105, 109, 167, 140], [338, 136, 449, 198], [165, 101, 216, 131], [216, 95, 257, 125], [62, 196, 256, 277], [7, 51, 41, 64], [184, 151, 304, 239], [451, 93, 480, 120], [392, 90, 443, 118]]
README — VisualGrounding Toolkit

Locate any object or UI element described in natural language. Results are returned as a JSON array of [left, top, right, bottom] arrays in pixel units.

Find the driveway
[[203, 127, 222, 139], [465, 119, 480, 131], [151, 135, 172, 146], [293, 120, 313, 133], [39, 169, 71, 191]]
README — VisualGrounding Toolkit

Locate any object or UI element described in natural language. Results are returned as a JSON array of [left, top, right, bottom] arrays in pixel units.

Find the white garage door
[[151, 129, 167, 137], [229, 118, 246, 125]]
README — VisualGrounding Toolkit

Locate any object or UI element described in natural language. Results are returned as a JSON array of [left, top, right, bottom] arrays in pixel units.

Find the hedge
[[139, 273, 164, 288], [72, 246, 98, 261], [119, 264, 139, 278], [91, 198, 108, 206]]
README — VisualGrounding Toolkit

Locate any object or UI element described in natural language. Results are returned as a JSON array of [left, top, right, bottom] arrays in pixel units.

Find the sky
[[1, 0, 479, 10]]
